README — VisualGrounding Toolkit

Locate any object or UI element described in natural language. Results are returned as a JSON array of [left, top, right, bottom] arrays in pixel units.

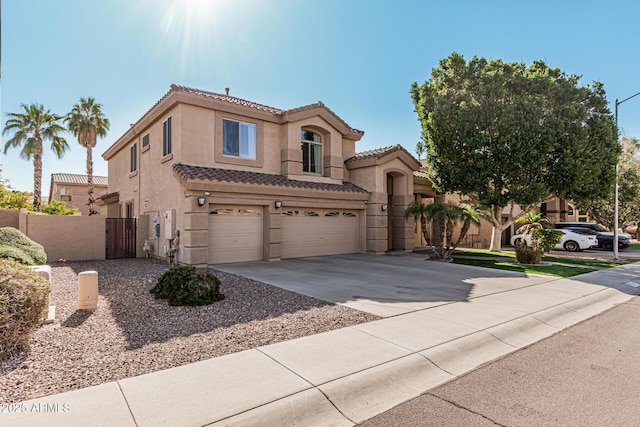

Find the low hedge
[[0, 259, 51, 359]]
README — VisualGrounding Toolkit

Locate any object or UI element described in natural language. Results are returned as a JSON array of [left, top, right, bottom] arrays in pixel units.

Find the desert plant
[[405, 201, 489, 260], [514, 212, 563, 263], [0, 259, 51, 358], [150, 266, 224, 306], [0, 227, 47, 265]]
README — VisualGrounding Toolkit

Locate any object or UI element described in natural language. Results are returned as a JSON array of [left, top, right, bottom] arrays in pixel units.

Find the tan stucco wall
[[18, 210, 105, 261], [0, 209, 20, 228]]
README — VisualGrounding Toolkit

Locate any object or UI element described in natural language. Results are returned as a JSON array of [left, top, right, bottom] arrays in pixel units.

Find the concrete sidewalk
[[3, 263, 640, 427]]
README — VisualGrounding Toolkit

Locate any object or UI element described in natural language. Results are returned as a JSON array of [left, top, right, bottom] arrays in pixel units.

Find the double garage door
[[208, 205, 360, 264]]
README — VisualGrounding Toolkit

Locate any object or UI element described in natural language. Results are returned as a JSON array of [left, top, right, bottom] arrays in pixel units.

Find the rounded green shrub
[[0, 227, 47, 265], [514, 243, 542, 264], [0, 259, 51, 359], [150, 266, 225, 306]]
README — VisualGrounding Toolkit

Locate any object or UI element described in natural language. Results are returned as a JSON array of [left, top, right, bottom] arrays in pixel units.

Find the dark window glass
[[142, 134, 150, 148], [163, 117, 172, 156], [223, 119, 239, 156], [130, 143, 137, 173]]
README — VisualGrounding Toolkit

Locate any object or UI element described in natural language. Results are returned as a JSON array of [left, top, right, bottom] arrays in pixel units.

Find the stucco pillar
[[267, 204, 282, 261], [18, 208, 28, 234], [181, 212, 209, 267], [366, 192, 388, 254]]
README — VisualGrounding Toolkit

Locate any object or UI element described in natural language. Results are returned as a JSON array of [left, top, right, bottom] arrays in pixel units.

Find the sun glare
[[158, 0, 231, 79]]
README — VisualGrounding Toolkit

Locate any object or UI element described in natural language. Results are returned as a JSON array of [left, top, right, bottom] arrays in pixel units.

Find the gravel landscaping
[[0, 258, 380, 403]]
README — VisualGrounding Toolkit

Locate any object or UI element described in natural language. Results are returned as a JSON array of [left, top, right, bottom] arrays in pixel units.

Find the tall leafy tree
[[65, 97, 110, 215], [575, 137, 640, 230], [411, 53, 619, 251], [2, 103, 69, 211]]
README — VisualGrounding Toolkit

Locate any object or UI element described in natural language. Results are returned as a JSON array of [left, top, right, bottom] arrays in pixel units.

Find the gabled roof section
[[346, 144, 421, 170], [172, 163, 368, 194], [51, 173, 108, 187], [104, 84, 364, 160]]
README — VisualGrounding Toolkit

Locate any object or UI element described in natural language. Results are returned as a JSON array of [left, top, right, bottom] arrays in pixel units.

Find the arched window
[[301, 130, 322, 174]]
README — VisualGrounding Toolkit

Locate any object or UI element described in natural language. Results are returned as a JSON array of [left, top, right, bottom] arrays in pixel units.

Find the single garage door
[[281, 209, 360, 259], [208, 206, 263, 264]]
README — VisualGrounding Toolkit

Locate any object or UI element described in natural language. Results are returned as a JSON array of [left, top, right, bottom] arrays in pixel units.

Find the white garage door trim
[[281, 209, 360, 259], [208, 205, 263, 264]]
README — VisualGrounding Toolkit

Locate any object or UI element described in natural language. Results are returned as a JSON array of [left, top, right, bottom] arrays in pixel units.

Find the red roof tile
[[346, 144, 419, 163], [172, 163, 368, 194]]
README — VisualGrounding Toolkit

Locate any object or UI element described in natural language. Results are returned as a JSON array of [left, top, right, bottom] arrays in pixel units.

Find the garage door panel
[[208, 206, 263, 264], [281, 209, 360, 259]]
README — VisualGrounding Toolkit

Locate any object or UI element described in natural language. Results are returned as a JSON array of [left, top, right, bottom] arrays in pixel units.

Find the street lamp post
[[613, 92, 640, 260]]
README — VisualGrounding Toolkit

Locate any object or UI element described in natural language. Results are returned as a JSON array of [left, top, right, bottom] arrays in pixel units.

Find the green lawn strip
[[455, 248, 622, 268], [630, 243, 640, 250], [452, 258, 596, 278]]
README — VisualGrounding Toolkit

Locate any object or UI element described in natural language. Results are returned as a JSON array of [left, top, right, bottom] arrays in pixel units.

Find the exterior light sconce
[[274, 201, 283, 209], [381, 204, 388, 212], [197, 197, 206, 207]]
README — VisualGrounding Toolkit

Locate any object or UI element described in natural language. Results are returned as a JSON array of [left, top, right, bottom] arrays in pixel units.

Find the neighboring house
[[100, 84, 426, 266], [49, 173, 108, 215]]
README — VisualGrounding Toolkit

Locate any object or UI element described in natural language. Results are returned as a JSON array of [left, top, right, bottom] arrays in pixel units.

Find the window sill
[[141, 145, 150, 153], [161, 153, 173, 163], [129, 171, 138, 178]]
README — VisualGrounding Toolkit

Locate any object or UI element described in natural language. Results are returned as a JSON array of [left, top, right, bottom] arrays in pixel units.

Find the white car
[[510, 229, 597, 252]]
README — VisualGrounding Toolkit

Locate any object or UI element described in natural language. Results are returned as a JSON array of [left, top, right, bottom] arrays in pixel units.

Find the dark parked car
[[564, 227, 631, 251]]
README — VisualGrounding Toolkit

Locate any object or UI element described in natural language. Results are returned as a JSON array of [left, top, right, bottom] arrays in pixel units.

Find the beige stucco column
[[267, 204, 282, 261], [181, 207, 209, 267]]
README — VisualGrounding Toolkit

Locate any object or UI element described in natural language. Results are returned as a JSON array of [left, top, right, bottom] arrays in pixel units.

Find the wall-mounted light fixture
[[274, 201, 283, 209], [197, 197, 206, 207], [381, 204, 388, 212]]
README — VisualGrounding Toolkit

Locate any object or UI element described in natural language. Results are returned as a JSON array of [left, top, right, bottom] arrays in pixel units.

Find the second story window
[[223, 119, 256, 159], [130, 143, 137, 173], [301, 130, 322, 174], [142, 133, 150, 148], [163, 117, 172, 156]]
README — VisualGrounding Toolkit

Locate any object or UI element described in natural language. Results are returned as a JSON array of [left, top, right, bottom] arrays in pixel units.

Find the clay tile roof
[[346, 144, 419, 163], [172, 163, 368, 194], [51, 173, 108, 187], [413, 159, 429, 178], [286, 101, 363, 134], [172, 84, 285, 114]]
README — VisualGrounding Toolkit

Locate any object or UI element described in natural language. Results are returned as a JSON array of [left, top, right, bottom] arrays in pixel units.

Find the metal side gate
[[106, 218, 137, 259]]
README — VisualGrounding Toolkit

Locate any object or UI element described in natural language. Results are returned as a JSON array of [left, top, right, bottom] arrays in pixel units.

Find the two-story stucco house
[[100, 84, 424, 266]]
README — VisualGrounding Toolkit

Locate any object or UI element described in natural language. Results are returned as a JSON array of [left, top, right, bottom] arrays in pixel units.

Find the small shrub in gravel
[[150, 266, 225, 306], [0, 259, 50, 359], [0, 227, 47, 265]]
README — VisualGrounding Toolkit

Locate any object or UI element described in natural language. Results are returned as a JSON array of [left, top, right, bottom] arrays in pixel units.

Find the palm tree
[[2, 103, 69, 211], [65, 97, 110, 215]]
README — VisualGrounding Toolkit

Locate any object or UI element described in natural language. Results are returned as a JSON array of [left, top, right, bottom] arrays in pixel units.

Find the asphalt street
[[361, 296, 640, 426]]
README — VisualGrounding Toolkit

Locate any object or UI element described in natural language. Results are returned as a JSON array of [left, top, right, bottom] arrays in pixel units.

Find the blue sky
[[2, 0, 640, 195]]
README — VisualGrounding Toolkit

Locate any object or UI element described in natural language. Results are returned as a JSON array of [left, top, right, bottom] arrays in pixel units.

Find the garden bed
[[0, 259, 379, 403]]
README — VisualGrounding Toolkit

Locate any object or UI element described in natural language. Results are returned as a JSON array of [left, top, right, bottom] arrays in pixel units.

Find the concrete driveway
[[214, 253, 554, 317]]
